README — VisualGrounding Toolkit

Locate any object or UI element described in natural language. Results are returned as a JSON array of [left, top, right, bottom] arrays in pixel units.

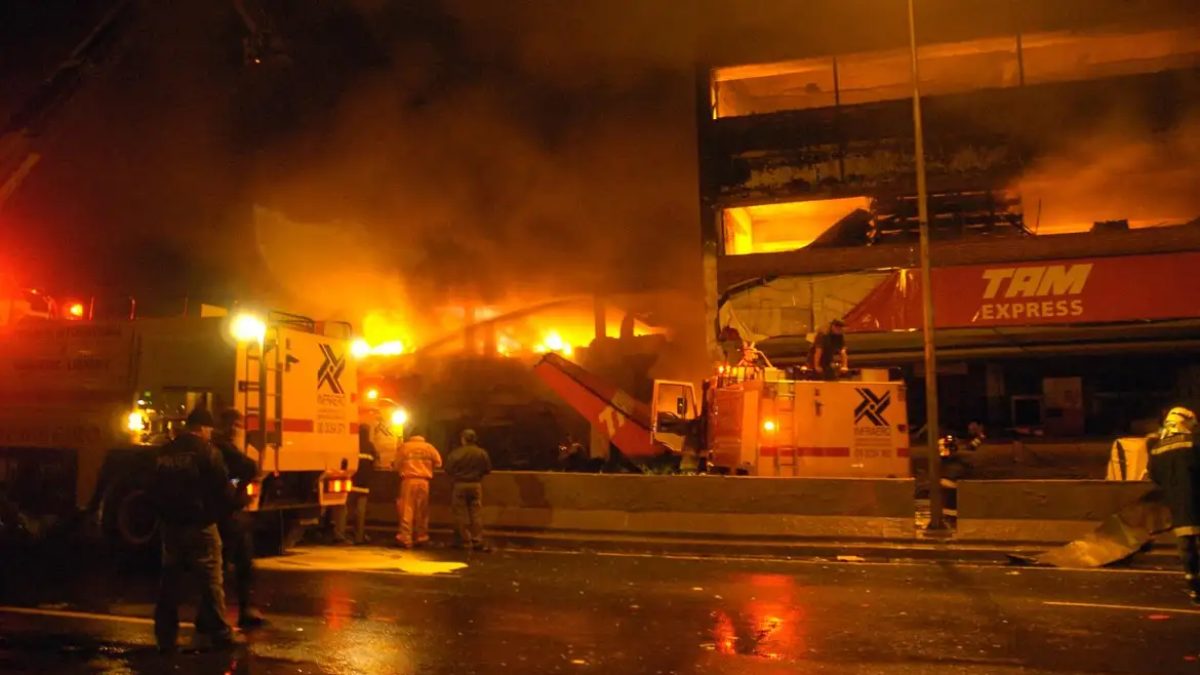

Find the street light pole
[[906, 0, 944, 530]]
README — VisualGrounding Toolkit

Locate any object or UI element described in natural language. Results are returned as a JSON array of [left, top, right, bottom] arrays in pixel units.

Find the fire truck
[[0, 307, 360, 550], [534, 353, 910, 477]]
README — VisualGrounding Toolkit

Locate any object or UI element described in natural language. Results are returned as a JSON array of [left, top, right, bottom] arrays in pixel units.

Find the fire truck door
[[650, 380, 699, 453]]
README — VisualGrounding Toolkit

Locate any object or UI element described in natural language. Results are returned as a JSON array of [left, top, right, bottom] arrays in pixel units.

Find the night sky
[[2, 0, 1194, 320]]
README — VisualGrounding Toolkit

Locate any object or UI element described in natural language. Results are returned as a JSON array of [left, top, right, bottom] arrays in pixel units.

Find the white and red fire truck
[[0, 306, 360, 550], [534, 354, 910, 478]]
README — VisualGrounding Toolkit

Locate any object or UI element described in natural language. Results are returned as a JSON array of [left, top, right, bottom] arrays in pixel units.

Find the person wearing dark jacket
[[149, 408, 242, 652], [335, 423, 378, 544], [1147, 406, 1200, 605], [212, 408, 266, 628], [444, 429, 492, 550]]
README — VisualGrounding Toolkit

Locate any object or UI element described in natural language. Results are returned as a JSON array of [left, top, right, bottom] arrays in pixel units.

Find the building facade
[[696, 0, 1200, 438]]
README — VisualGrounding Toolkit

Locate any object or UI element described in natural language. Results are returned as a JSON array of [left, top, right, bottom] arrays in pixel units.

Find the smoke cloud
[[1012, 115, 1200, 234]]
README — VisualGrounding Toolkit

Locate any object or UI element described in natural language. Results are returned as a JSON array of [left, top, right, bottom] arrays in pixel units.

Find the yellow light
[[544, 331, 566, 352], [391, 407, 409, 427], [127, 411, 147, 432], [536, 331, 573, 356], [230, 313, 267, 343], [373, 340, 404, 356], [67, 302, 85, 319], [763, 420, 777, 433], [350, 339, 371, 359], [366, 388, 379, 401]]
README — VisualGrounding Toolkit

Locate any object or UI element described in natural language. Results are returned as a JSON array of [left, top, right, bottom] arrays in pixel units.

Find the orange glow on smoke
[[354, 298, 664, 360]]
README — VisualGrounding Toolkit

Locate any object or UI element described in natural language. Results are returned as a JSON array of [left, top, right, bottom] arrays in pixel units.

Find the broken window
[[721, 197, 872, 255]]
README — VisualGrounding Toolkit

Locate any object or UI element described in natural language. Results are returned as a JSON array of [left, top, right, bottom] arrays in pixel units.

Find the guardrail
[[365, 471, 916, 540], [957, 479, 1159, 542]]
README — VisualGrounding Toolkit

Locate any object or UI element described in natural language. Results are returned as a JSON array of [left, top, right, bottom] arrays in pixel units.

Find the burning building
[[697, 0, 1200, 438]]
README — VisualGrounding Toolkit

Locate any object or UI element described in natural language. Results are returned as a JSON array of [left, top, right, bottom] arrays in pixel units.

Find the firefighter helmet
[[1163, 406, 1197, 436]]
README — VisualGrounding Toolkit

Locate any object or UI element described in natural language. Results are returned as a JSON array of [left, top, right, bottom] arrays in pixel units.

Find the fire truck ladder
[[771, 393, 798, 477], [242, 326, 284, 469]]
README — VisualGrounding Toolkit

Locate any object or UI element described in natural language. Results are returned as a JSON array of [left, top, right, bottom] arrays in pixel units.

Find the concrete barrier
[[957, 480, 1158, 542], [364, 471, 915, 540]]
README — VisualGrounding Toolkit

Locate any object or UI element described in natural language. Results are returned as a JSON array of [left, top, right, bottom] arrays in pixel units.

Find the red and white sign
[[844, 251, 1200, 331]]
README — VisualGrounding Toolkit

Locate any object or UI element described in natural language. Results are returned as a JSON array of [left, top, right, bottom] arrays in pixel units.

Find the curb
[[364, 524, 1180, 568]]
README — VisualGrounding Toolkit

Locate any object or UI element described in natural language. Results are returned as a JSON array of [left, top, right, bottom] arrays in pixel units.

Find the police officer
[[212, 408, 266, 628], [150, 408, 243, 652], [1147, 406, 1200, 605], [444, 429, 492, 550]]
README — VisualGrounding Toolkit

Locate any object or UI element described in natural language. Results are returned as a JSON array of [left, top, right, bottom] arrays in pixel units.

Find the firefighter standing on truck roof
[[444, 429, 492, 551], [1147, 406, 1200, 605], [808, 318, 849, 380], [395, 430, 442, 549], [212, 408, 266, 628], [149, 408, 244, 652]]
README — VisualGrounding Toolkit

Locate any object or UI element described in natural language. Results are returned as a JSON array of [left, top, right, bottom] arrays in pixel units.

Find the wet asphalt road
[[2, 542, 1199, 674]]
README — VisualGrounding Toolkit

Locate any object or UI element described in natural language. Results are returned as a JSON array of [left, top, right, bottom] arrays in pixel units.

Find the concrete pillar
[[463, 305, 476, 354], [593, 295, 607, 341], [620, 312, 636, 340], [694, 63, 725, 365], [481, 320, 496, 355]]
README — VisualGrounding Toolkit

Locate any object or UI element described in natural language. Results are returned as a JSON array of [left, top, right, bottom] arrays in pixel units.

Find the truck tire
[[115, 488, 158, 548], [101, 482, 158, 552]]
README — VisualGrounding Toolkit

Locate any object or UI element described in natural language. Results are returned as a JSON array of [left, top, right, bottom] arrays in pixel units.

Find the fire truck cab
[[0, 309, 359, 550]]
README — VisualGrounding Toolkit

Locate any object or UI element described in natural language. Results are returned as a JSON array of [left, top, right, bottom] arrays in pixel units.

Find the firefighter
[[937, 422, 985, 517], [394, 429, 442, 549], [1147, 406, 1200, 604], [149, 408, 243, 652], [444, 429, 492, 550], [808, 318, 848, 380], [335, 423, 378, 544], [212, 409, 266, 628], [372, 407, 399, 469]]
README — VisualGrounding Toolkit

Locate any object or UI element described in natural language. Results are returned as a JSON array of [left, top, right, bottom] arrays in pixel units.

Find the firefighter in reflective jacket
[[394, 432, 442, 548], [1147, 406, 1200, 604]]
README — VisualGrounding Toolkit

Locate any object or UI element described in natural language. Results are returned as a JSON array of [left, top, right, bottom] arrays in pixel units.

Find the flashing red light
[[67, 302, 85, 319]]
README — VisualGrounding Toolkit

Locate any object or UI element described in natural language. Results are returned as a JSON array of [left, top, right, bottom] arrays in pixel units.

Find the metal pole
[[906, 0, 944, 530]]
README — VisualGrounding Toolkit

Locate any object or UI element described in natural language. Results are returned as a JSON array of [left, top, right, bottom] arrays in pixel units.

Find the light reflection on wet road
[[2, 544, 1200, 673]]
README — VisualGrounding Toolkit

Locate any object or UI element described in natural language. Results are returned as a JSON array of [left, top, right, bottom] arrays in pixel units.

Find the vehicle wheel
[[115, 488, 157, 547], [102, 484, 158, 552]]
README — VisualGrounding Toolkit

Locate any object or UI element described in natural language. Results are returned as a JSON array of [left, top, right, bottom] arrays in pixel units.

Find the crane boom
[[532, 353, 657, 458], [0, 0, 134, 214]]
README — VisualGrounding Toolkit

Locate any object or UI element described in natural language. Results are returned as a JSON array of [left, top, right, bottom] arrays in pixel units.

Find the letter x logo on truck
[[317, 344, 346, 394], [854, 388, 891, 426]]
